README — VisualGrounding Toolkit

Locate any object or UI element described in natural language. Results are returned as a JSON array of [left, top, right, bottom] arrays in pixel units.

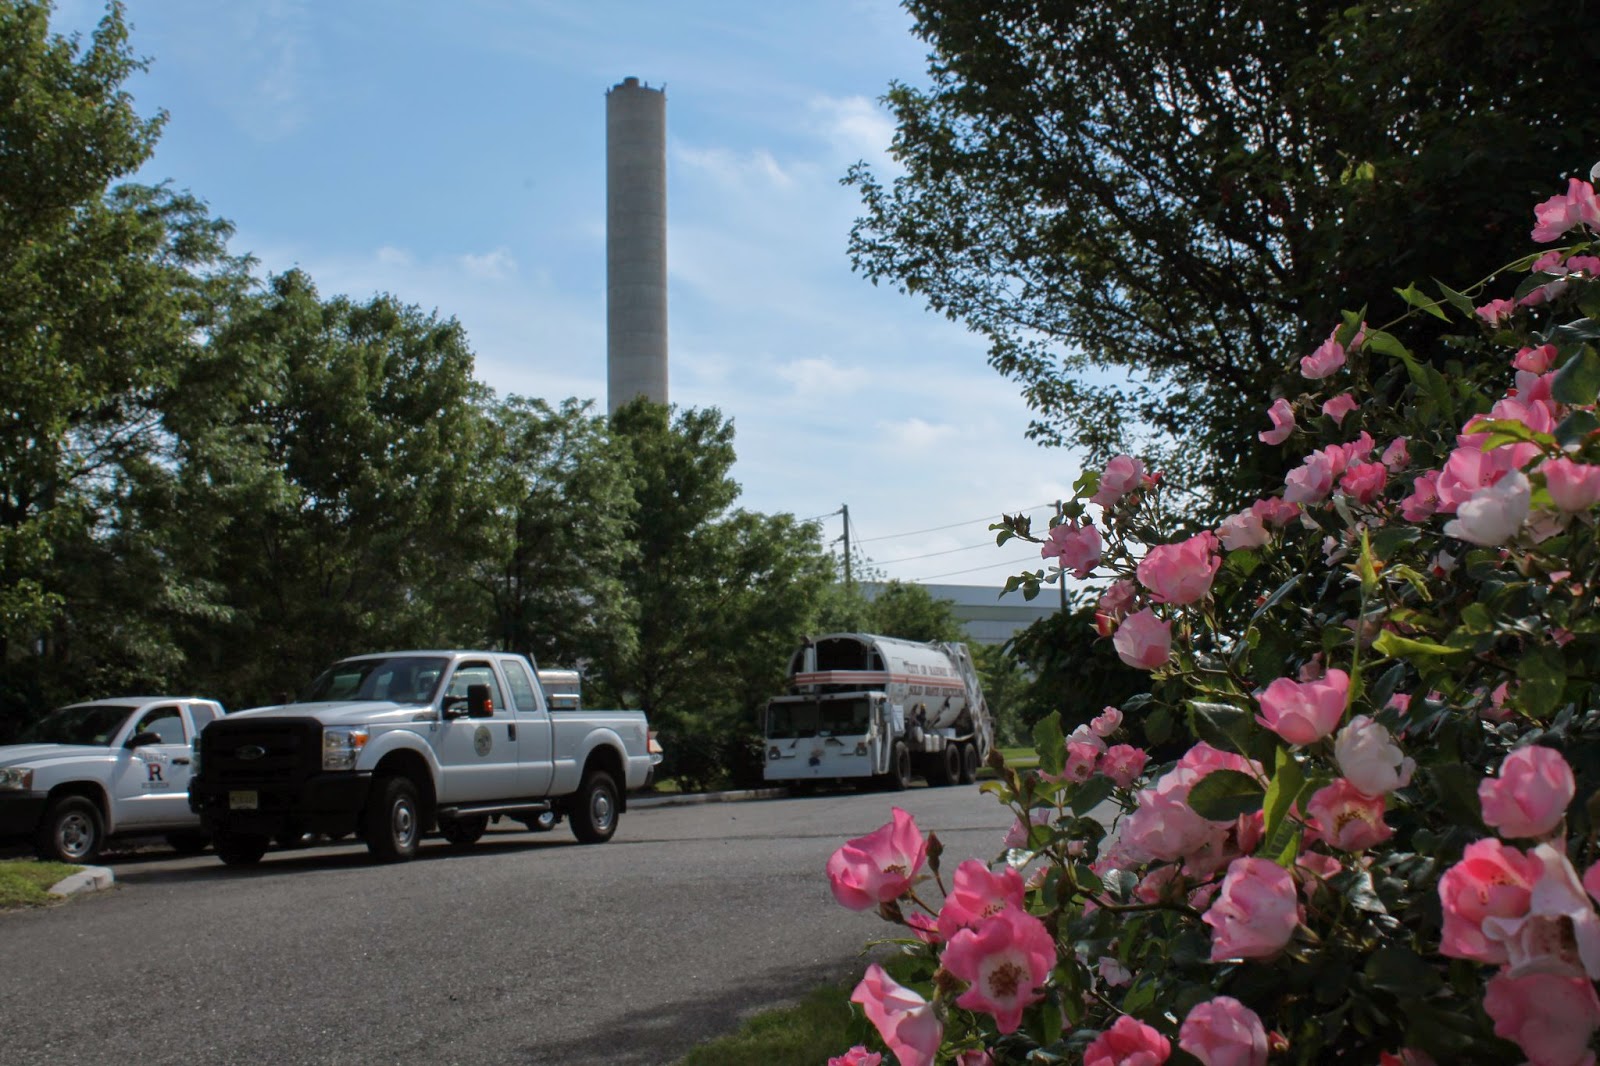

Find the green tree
[[476, 395, 637, 673], [861, 579, 964, 643], [166, 271, 492, 707], [847, 0, 1600, 511], [0, 1, 249, 730], [1004, 597, 1150, 739], [602, 400, 839, 789]]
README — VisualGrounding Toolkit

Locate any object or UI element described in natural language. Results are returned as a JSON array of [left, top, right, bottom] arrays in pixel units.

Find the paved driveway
[[0, 785, 1011, 1065]]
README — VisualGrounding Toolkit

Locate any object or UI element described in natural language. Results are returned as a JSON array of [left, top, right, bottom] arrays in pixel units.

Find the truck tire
[[440, 815, 487, 847], [166, 832, 210, 856], [570, 770, 619, 844], [365, 775, 422, 862], [928, 745, 961, 787], [214, 832, 269, 867], [959, 743, 980, 785], [883, 741, 912, 791], [35, 795, 104, 864]]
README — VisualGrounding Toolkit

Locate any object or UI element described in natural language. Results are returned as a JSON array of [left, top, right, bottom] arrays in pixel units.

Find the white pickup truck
[[0, 697, 227, 863], [188, 651, 655, 865]]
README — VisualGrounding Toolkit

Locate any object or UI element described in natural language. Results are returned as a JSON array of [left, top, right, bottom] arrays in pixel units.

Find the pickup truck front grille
[[202, 718, 322, 784]]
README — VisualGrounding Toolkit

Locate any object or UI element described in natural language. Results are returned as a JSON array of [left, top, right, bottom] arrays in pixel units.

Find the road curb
[[630, 787, 789, 809], [48, 866, 115, 898]]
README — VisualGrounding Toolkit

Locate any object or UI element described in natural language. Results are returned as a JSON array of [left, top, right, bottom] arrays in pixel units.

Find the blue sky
[[54, 0, 1085, 589]]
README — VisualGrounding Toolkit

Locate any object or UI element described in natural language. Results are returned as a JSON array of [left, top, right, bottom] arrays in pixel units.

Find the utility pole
[[840, 503, 853, 592]]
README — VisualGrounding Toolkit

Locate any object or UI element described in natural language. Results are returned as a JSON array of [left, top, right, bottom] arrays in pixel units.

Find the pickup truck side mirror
[[125, 730, 163, 749], [467, 683, 494, 719]]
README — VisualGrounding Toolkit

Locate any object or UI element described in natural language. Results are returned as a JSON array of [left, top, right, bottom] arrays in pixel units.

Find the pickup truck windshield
[[19, 704, 137, 746], [299, 656, 448, 704], [766, 698, 871, 739]]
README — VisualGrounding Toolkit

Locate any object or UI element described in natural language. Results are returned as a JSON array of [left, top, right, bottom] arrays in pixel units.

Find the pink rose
[[1339, 461, 1387, 503], [851, 964, 942, 1066], [937, 859, 1026, 940], [1041, 519, 1102, 578], [1203, 858, 1300, 960], [1123, 769, 1231, 865], [1258, 398, 1295, 445], [826, 807, 927, 910], [1542, 457, 1600, 513], [829, 1048, 883, 1066], [1306, 778, 1393, 851], [941, 906, 1057, 1033], [1300, 326, 1350, 379], [1101, 744, 1149, 788], [1216, 508, 1270, 551], [1436, 442, 1510, 514], [1475, 298, 1516, 326], [1438, 838, 1542, 965], [1515, 344, 1559, 373], [1254, 669, 1349, 746], [1381, 436, 1409, 469], [1483, 971, 1600, 1066], [1400, 471, 1441, 522], [1180, 996, 1268, 1066], [1321, 393, 1359, 425], [1480, 745, 1576, 839], [1093, 454, 1146, 508], [1094, 579, 1137, 637], [1003, 809, 1049, 850], [1283, 449, 1337, 504], [1062, 739, 1101, 783], [1531, 177, 1600, 242], [1443, 470, 1531, 546], [1137, 531, 1222, 605], [1098, 955, 1133, 988], [1333, 716, 1414, 796], [1084, 1015, 1172, 1066], [1112, 608, 1171, 671], [1251, 497, 1300, 527], [1482, 843, 1600, 980], [955, 1053, 997, 1066]]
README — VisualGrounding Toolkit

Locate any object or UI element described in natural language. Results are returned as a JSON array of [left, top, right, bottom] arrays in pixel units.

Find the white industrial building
[[861, 582, 1061, 646]]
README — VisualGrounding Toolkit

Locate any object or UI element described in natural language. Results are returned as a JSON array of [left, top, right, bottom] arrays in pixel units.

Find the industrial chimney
[[605, 76, 668, 414]]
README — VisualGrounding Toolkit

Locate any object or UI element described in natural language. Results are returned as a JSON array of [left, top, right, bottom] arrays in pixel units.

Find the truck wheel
[[883, 741, 912, 791], [440, 815, 487, 847], [959, 743, 980, 784], [365, 775, 422, 862], [35, 796, 104, 864], [166, 832, 210, 856], [214, 832, 269, 867], [570, 770, 619, 844], [928, 745, 961, 787]]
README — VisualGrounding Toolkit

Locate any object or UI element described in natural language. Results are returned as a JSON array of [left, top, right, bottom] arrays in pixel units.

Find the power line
[[905, 556, 1044, 582], [854, 502, 1057, 545], [877, 539, 999, 564]]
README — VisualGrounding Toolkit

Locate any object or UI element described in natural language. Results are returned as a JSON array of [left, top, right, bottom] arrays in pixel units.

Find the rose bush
[[825, 168, 1600, 1063]]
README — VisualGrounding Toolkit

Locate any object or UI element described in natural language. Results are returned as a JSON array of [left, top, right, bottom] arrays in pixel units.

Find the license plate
[[228, 790, 258, 811]]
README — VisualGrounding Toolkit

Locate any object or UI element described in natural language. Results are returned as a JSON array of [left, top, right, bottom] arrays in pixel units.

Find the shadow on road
[[506, 955, 862, 1066]]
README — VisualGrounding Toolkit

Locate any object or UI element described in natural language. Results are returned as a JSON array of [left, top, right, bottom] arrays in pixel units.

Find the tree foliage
[[847, 0, 1600, 511]]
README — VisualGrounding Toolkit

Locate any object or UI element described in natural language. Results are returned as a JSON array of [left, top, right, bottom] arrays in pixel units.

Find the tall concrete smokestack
[[606, 76, 668, 415]]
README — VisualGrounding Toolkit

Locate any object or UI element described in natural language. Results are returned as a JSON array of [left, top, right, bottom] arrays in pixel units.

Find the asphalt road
[[0, 785, 1012, 1066]]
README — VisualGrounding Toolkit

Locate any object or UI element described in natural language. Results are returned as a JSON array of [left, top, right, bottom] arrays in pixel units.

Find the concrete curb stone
[[629, 787, 789, 809], [48, 865, 115, 898]]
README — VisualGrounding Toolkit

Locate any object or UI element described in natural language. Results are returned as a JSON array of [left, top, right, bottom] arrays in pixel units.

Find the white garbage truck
[[761, 633, 994, 790]]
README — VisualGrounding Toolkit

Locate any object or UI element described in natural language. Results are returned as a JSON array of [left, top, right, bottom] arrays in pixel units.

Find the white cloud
[[457, 248, 518, 281], [376, 245, 414, 267], [809, 94, 898, 169], [673, 144, 795, 189], [879, 417, 955, 453], [775, 357, 869, 398]]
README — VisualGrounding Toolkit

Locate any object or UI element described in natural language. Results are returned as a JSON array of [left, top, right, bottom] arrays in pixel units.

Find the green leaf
[[1033, 711, 1066, 777], [1372, 630, 1469, 660], [1517, 645, 1567, 719], [1394, 284, 1451, 321], [1426, 764, 1486, 829], [1070, 774, 1116, 816], [1434, 279, 1477, 317], [1259, 747, 1306, 864], [1365, 946, 1443, 996], [1555, 409, 1600, 448], [1355, 529, 1379, 596], [1186, 769, 1265, 820], [1187, 701, 1255, 757], [1552, 346, 1600, 406], [1249, 575, 1302, 627]]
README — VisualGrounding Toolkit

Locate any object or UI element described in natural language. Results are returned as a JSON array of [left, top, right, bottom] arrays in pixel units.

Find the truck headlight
[[0, 767, 34, 790], [322, 727, 369, 771]]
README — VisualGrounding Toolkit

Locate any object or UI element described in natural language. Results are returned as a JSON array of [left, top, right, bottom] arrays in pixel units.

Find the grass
[[675, 980, 861, 1066], [0, 860, 80, 909]]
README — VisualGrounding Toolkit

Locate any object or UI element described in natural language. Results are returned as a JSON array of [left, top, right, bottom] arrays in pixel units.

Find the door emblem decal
[[474, 725, 492, 757]]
